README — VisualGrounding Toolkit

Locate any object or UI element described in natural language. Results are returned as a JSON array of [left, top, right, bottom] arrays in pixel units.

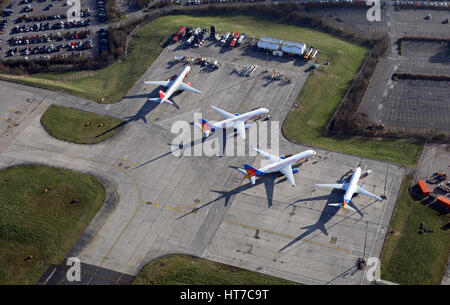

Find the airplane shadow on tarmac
[[175, 175, 280, 221], [130, 125, 241, 171], [278, 193, 377, 253], [95, 88, 181, 139], [175, 161, 313, 220]]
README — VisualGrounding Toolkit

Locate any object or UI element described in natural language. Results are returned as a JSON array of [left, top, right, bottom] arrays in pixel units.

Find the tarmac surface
[[0, 37, 407, 285]]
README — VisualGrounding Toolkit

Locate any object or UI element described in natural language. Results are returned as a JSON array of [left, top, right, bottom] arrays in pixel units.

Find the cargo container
[[436, 196, 450, 209], [417, 180, 430, 196]]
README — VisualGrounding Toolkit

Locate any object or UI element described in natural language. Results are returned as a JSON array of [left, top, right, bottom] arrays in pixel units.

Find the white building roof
[[257, 40, 280, 51], [281, 45, 305, 55], [257, 36, 306, 54], [260, 36, 283, 45], [283, 40, 306, 49]]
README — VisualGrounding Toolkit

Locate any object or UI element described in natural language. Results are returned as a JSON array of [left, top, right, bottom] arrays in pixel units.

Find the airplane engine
[[292, 168, 299, 174]]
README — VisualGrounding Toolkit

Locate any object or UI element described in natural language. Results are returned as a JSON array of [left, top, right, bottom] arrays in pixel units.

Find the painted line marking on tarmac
[[221, 219, 352, 255], [148, 202, 352, 255], [64, 146, 84, 169], [152, 107, 164, 122]]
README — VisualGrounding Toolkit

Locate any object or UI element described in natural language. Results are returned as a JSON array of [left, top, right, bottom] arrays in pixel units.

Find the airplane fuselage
[[260, 150, 316, 174], [162, 66, 191, 103], [216, 108, 269, 129], [343, 167, 361, 204]]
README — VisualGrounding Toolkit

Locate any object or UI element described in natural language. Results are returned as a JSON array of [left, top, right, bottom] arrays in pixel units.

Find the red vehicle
[[172, 26, 186, 42], [230, 32, 240, 47]]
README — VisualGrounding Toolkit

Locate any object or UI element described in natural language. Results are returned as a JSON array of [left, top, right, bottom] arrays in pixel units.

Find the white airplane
[[237, 147, 317, 187], [194, 106, 269, 140], [144, 66, 201, 105], [315, 167, 383, 212]]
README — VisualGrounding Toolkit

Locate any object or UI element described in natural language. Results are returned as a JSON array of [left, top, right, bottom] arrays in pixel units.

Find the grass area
[[0, 0, 9, 11], [0, 14, 372, 104], [133, 254, 297, 285], [40, 104, 124, 144], [0, 165, 106, 284], [380, 176, 450, 284], [281, 47, 422, 167], [0, 14, 423, 166]]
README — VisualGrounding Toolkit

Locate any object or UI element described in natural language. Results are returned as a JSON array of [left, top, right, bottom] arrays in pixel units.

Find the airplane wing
[[315, 183, 345, 190], [178, 82, 201, 94], [252, 147, 281, 163], [144, 80, 173, 87], [280, 165, 295, 187], [356, 186, 383, 201], [235, 121, 246, 140], [211, 106, 235, 119]]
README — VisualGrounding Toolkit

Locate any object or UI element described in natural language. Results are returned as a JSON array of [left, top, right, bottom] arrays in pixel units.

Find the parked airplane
[[237, 147, 317, 187], [194, 106, 269, 140], [144, 66, 201, 105], [315, 167, 383, 212]]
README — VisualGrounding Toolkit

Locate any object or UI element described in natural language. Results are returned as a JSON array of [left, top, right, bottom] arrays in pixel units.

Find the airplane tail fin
[[242, 164, 264, 184], [236, 167, 256, 184], [195, 119, 216, 137]]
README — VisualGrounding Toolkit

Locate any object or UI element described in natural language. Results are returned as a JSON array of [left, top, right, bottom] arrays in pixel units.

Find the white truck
[[220, 32, 230, 45]]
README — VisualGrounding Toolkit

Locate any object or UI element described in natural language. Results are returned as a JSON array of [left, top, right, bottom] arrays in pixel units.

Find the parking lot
[[378, 79, 450, 133], [395, 9, 450, 38], [309, 6, 389, 35], [307, 4, 450, 39], [0, 0, 109, 60], [398, 40, 450, 75], [359, 37, 450, 136]]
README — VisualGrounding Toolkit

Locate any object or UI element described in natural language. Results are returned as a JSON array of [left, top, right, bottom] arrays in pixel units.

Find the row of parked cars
[[18, 13, 66, 23], [0, 17, 8, 33], [182, 0, 264, 3], [10, 29, 92, 44], [305, 0, 384, 5], [12, 19, 92, 34], [98, 28, 109, 53], [7, 38, 94, 57], [10, 34, 52, 45], [395, 1, 449, 7], [9, 29, 92, 45], [97, 0, 107, 22]]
